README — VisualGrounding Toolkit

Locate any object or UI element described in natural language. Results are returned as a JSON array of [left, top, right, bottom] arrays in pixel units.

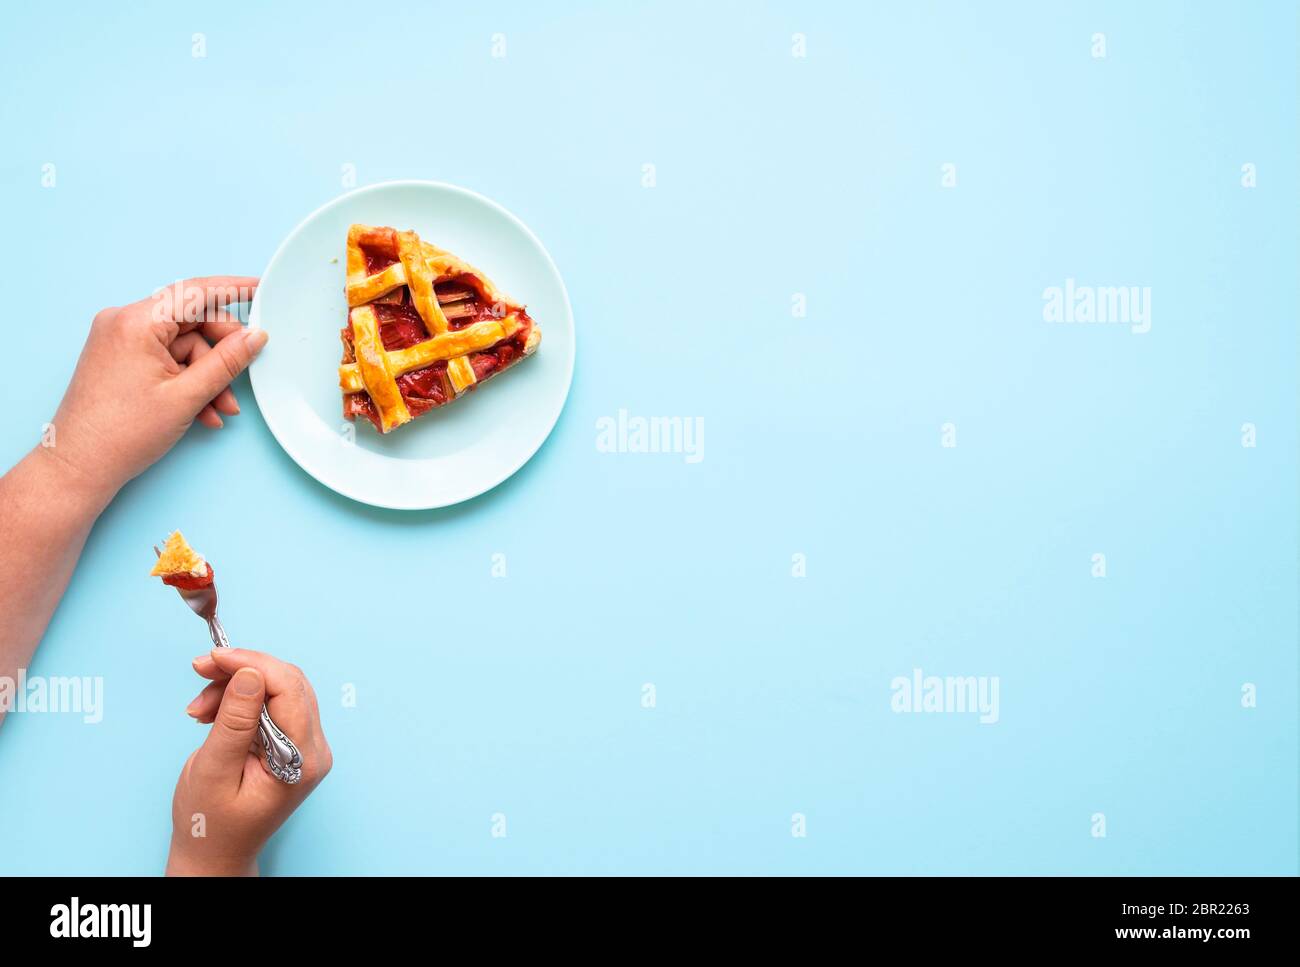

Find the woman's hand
[[0, 277, 268, 703], [47, 276, 266, 504], [166, 649, 332, 877]]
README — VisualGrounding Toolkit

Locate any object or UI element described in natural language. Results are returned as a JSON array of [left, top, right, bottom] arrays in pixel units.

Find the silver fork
[[154, 544, 302, 784]]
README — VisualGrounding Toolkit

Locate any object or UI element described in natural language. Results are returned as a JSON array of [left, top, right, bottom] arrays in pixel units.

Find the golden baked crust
[[348, 306, 411, 432], [150, 531, 206, 578], [339, 224, 541, 434], [338, 314, 527, 394]]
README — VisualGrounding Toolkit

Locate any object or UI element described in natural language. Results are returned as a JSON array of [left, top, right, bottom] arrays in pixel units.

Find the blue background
[[0, 0, 1295, 874]]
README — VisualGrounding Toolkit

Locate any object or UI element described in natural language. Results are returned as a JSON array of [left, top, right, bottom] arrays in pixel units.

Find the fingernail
[[192, 655, 209, 666], [185, 698, 202, 716], [233, 668, 261, 695], [244, 328, 268, 353]]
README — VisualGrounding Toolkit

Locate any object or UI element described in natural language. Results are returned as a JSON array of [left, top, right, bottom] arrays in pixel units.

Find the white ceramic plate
[[248, 181, 575, 510]]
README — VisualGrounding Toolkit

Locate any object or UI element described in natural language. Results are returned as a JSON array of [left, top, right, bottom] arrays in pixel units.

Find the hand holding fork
[[154, 543, 302, 784]]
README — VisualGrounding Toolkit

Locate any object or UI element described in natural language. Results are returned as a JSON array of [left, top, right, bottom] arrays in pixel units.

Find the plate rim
[[247, 179, 575, 511]]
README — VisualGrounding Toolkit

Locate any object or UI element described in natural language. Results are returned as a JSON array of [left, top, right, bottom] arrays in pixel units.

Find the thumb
[[195, 667, 265, 788], [175, 328, 268, 412]]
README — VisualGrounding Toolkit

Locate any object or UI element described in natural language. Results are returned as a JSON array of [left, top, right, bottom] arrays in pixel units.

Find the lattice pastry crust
[[339, 225, 540, 433]]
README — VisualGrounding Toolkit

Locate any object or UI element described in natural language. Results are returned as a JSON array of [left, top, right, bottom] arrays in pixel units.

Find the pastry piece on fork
[[151, 531, 303, 785]]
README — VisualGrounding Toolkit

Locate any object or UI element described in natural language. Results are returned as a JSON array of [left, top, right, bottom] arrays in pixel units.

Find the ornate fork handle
[[207, 616, 303, 785]]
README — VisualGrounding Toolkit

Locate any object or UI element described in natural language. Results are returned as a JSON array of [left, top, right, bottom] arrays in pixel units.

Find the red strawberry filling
[[161, 563, 214, 590], [342, 260, 533, 432]]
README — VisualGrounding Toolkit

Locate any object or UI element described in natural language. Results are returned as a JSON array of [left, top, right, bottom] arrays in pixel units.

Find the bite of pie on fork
[[151, 531, 303, 785]]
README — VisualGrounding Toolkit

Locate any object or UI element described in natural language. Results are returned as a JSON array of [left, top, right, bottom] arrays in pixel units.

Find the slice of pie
[[150, 531, 214, 590], [338, 224, 541, 433]]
